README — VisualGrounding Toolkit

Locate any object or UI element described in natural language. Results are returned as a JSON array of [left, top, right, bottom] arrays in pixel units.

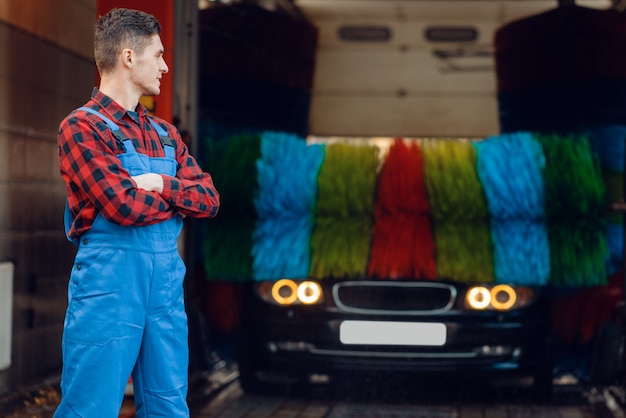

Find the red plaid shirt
[[59, 88, 220, 241]]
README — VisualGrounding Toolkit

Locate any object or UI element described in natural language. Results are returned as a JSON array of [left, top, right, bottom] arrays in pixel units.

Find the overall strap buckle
[[78, 106, 128, 149]]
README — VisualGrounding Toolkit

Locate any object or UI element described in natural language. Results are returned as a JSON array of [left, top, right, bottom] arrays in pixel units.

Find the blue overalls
[[55, 108, 189, 418]]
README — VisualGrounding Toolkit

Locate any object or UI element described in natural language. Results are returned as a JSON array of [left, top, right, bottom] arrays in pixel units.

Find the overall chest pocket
[[118, 150, 178, 176]]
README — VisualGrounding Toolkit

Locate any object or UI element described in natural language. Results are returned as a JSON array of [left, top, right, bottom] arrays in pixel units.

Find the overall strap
[[78, 106, 128, 146], [148, 118, 176, 159]]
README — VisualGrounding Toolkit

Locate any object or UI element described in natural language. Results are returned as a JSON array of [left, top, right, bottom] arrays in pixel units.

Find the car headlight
[[257, 279, 324, 306], [463, 284, 535, 311]]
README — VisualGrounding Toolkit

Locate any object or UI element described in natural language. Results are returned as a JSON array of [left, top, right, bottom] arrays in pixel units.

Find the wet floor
[[192, 378, 626, 418], [189, 367, 626, 418], [2, 369, 625, 418]]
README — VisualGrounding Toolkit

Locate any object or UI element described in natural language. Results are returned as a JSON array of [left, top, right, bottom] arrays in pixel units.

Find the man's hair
[[94, 8, 161, 74]]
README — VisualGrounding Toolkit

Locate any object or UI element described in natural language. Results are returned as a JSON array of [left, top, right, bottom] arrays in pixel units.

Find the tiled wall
[[0, 0, 96, 393]]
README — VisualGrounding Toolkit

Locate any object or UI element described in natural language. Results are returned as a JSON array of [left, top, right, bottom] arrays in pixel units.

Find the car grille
[[332, 281, 456, 314]]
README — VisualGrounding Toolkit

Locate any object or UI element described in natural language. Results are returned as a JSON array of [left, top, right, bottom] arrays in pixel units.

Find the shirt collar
[[90, 87, 150, 122]]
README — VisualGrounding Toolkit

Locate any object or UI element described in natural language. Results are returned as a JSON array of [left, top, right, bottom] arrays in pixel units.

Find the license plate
[[339, 320, 446, 346]]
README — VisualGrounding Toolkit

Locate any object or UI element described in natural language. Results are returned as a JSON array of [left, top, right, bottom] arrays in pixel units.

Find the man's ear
[[122, 48, 133, 67]]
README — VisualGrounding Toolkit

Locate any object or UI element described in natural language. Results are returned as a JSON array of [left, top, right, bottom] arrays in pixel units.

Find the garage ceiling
[[200, 0, 615, 22], [293, 0, 613, 21]]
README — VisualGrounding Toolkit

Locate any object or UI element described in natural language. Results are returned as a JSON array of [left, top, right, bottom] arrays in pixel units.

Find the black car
[[237, 278, 553, 396]]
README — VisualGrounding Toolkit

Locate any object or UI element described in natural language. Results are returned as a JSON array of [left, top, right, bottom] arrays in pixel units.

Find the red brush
[[369, 139, 436, 279]]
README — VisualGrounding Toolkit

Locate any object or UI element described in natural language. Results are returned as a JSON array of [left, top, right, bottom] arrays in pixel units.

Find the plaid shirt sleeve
[[59, 110, 220, 239], [153, 118, 220, 219]]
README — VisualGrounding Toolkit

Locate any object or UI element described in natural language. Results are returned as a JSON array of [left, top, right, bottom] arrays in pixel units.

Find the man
[[54, 8, 219, 417]]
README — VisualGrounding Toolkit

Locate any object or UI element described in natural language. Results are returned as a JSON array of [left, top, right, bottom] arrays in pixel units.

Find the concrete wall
[[0, 0, 96, 393]]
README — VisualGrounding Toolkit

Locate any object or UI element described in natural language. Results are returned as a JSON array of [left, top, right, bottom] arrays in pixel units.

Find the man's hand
[[132, 173, 164, 193]]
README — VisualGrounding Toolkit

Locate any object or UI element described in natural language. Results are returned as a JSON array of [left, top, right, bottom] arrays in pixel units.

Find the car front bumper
[[238, 281, 552, 383]]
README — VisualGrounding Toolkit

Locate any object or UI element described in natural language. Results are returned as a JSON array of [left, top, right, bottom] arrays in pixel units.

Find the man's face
[[131, 34, 169, 97]]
